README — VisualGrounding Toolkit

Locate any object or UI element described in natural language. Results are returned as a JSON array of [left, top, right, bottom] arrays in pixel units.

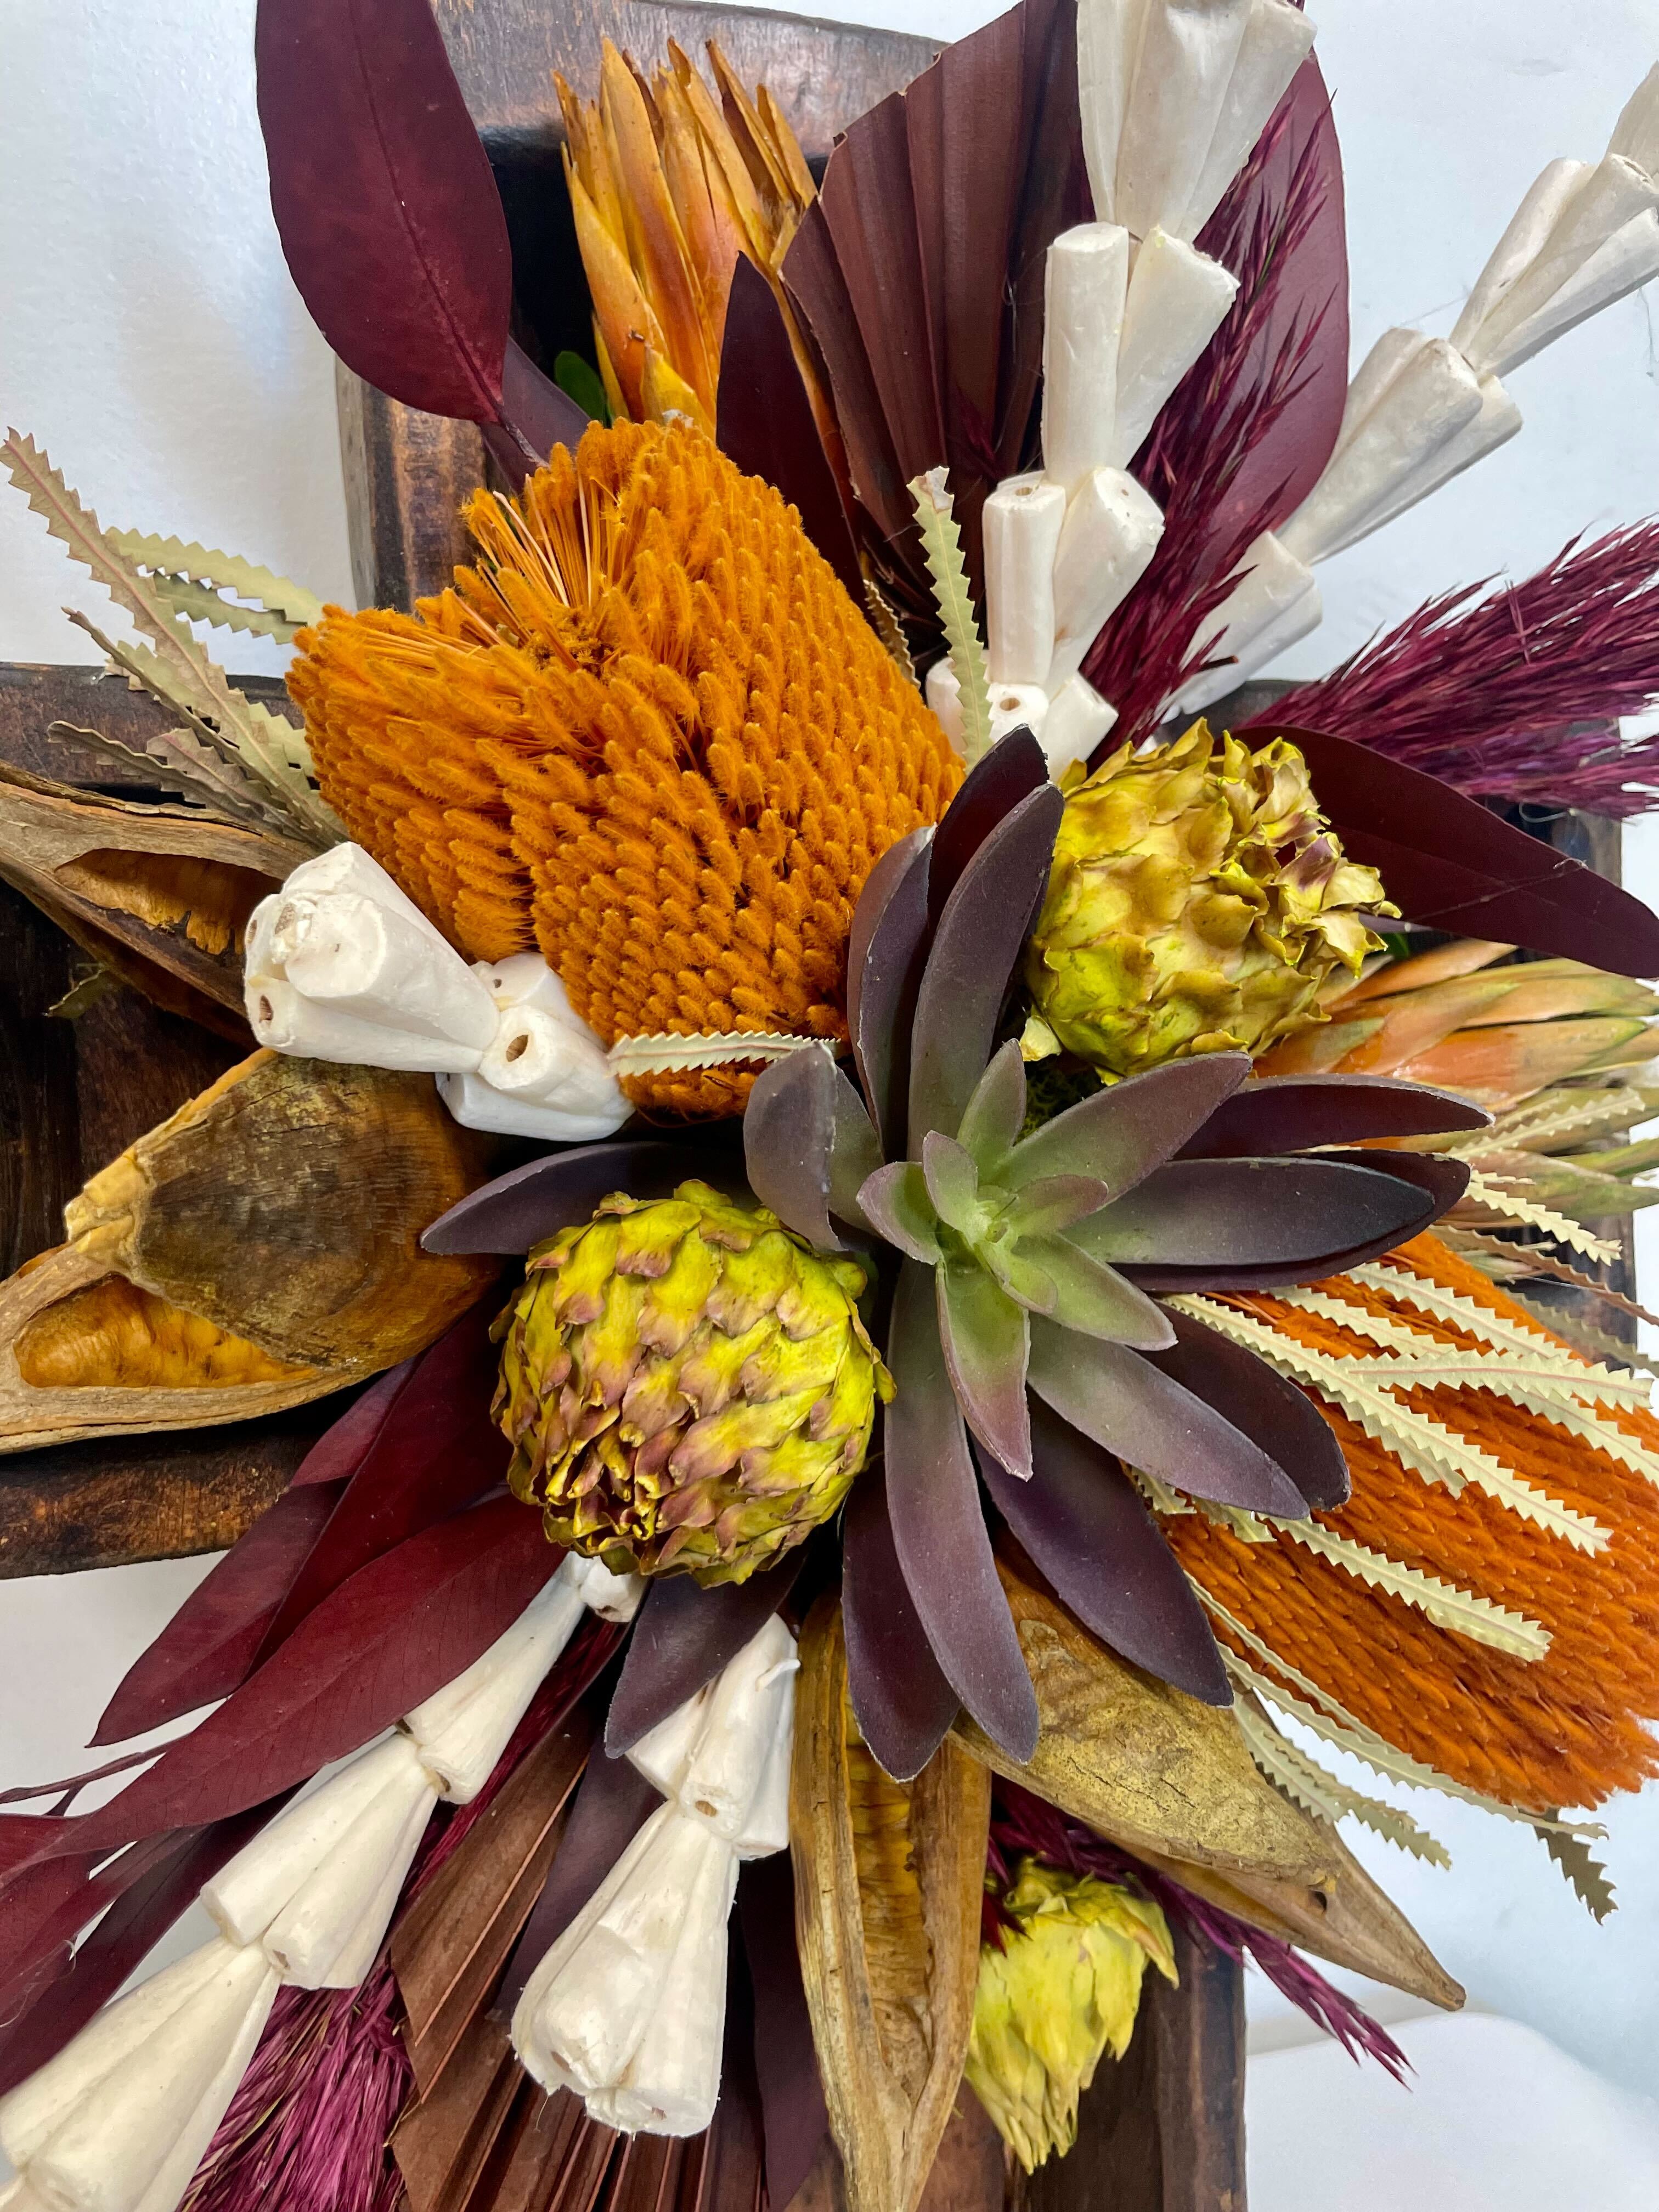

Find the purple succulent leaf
[[422, 1137, 734, 1255], [1001, 1173, 1114, 1239], [884, 1260, 1039, 1760], [857, 1161, 943, 1263], [1026, 1318, 1310, 1516], [744, 1050, 842, 1249], [842, 1462, 960, 1781], [1179, 1073, 1491, 1158], [927, 730, 1049, 924], [848, 830, 933, 1153], [956, 1040, 1029, 1173], [921, 1131, 983, 1234], [936, 1260, 1034, 1481], [605, 1552, 805, 1753], [1148, 1308, 1342, 1511], [829, 1066, 886, 1227], [980, 1405, 1229, 1703], [1075, 1158, 1434, 1269], [1016, 1234, 1175, 1348], [909, 784, 1063, 1154], [1004, 1055, 1250, 1196], [1316, 1148, 1471, 1212]]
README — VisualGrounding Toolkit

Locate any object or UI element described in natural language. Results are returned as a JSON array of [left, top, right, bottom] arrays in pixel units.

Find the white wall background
[[5, 0, 1659, 2191]]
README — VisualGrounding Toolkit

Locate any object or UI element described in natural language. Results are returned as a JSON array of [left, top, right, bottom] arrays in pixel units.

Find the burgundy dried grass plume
[[1260, 526, 1659, 816], [989, 1782, 1410, 2082]]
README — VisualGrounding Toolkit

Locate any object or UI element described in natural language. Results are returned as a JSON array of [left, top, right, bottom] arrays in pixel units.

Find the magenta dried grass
[[1260, 526, 1659, 815], [989, 1782, 1410, 2081]]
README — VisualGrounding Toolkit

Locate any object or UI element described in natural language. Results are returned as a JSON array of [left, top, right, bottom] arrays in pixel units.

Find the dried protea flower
[[1023, 721, 1396, 1080], [289, 420, 960, 1115], [557, 39, 822, 436], [494, 1180, 891, 1585], [967, 1857, 1176, 2171]]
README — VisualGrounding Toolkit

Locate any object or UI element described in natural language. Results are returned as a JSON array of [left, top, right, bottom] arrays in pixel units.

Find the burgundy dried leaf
[[1083, 1157, 1435, 1270], [255, 0, 511, 422], [909, 783, 1062, 1152], [718, 254, 863, 601], [1007, 1054, 1251, 1194], [785, 202, 911, 543], [252, 1302, 510, 1668], [421, 1137, 736, 1256], [501, 336, 589, 458], [1026, 1319, 1307, 1516], [1259, 726, 1659, 978], [0, 1496, 555, 1882], [1144, 1307, 1345, 1511], [603, 1551, 805, 1756], [92, 1479, 345, 1747], [847, 829, 933, 1154], [841, 1462, 960, 1783], [980, 1403, 1229, 1703], [883, 1260, 1037, 1762], [1181, 1073, 1491, 1156], [737, 1856, 830, 2212], [0, 1843, 167, 2024], [927, 729, 1049, 924]]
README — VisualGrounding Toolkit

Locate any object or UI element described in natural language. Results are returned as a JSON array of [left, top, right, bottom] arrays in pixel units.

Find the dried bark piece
[[952, 1562, 1336, 1884], [789, 1597, 990, 2212], [61, 1048, 504, 1372]]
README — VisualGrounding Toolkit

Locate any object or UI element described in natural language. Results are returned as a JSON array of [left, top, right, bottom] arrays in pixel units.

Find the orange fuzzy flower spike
[[1164, 1234, 1659, 1815], [287, 421, 961, 1116]]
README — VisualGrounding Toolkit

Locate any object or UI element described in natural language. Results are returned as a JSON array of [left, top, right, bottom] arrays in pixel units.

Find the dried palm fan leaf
[[790, 1598, 988, 2212]]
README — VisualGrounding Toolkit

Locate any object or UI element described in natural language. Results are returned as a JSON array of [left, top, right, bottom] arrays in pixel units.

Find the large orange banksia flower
[[289, 421, 960, 1114]]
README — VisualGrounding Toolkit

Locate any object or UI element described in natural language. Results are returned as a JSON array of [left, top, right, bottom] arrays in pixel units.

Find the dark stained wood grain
[[336, 360, 487, 614], [0, 662, 296, 789]]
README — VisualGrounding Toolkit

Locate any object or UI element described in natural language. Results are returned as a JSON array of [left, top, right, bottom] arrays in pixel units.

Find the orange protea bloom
[[1164, 1235, 1659, 1814], [288, 420, 960, 1115]]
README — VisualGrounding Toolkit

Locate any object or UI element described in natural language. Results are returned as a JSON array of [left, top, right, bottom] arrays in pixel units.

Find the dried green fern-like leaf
[[607, 1031, 834, 1075], [910, 466, 991, 765], [1534, 1823, 1617, 1922], [1461, 1170, 1621, 1262], [1271, 1522, 1550, 1659], [105, 530, 324, 630], [862, 577, 917, 683], [1233, 1692, 1452, 1866]]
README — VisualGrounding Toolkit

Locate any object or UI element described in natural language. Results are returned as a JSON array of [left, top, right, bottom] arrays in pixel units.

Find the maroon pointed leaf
[[1180, 1073, 1491, 1156], [0, 1844, 167, 2022], [1317, 1148, 1471, 1215], [0, 1799, 296, 2100], [783, 200, 911, 544], [494, 1747, 661, 2018], [980, 1406, 1229, 1703], [503, 335, 589, 456], [909, 783, 1063, 1152], [737, 1856, 830, 2212], [847, 829, 933, 1153], [92, 1479, 345, 1746], [289, 1359, 415, 1486], [842, 1462, 958, 1782], [1006, 1054, 1250, 1193], [1263, 726, 1659, 977], [1145, 1308, 1345, 1511], [1080, 1158, 1435, 1269], [421, 1137, 733, 1255], [252, 1301, 510, 1667], [718, 255, 863, 601], [604, 1552, 805, 1756], [927, 730, 1049, 924], [936, 1261, 1032, 1479], [1026, 1319, 1308, 1516], [255, 0, 511, 423], [0, 1496, 556, 1883], [883, 1260, 1037, 1762], [1114, 1164, 1450, 1293]]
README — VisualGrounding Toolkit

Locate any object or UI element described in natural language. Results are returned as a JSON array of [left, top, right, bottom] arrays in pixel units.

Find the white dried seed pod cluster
[[511, 1613, 797, 2137], [244, 844, 630, 1142], [1172, 60, 1659, 717], [0, 1554, 644, 2212]]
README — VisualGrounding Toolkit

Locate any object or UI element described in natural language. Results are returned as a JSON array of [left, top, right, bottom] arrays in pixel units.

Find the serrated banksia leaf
[[494, 1182, 890, 1584]]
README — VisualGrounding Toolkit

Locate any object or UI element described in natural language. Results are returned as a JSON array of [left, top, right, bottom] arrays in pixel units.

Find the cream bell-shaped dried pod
[[1042, 674, 1119, 777], [245, 974, 478, 1071], [1610, 61, 1659, 176], [925, 661, 1051, 757], [1482, 210, 1659, 377], [269, 892, 499, 1052], [1042, 225, 1130, 494], [1047, 466, 1166, 690], [1468, 153, 1659, 364], [1180, 0, 1317, 241], [1450, 157, 1588, 359], [1114, 0, 1254, 245], [0, 1937, 278, 2212], [1278, 335, 1484, 567], [564, 1553, 646, 1622], [1357, 370, 1521, 538], [439, 952, 630, 1143], [983, 473, 1066, 685], [1076, 0, 1151, 222], [629, 1612, 797, 1846], [1112, 228, 1239, 464], [1168, 529, 1322, 715]]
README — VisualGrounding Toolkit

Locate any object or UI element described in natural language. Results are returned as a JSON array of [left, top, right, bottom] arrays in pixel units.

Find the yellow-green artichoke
[[1023, 720, 1395, 1080], [493, 1180, 890, 1585], [967, 1859, 1177, 2172]]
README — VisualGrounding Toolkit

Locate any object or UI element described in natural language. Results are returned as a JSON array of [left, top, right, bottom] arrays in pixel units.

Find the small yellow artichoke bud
[[966, 1858, 1177, 2171], [1023, 720, 1396, 1079]]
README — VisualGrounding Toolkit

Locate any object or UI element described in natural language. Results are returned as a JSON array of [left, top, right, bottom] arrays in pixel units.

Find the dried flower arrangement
[[4, 2, 1659, 2208]]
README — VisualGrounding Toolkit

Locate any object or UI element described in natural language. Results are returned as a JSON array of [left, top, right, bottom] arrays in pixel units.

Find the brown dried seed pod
[[789, 1596, 990, 2212], [952, 1562, 1337, 1884]]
